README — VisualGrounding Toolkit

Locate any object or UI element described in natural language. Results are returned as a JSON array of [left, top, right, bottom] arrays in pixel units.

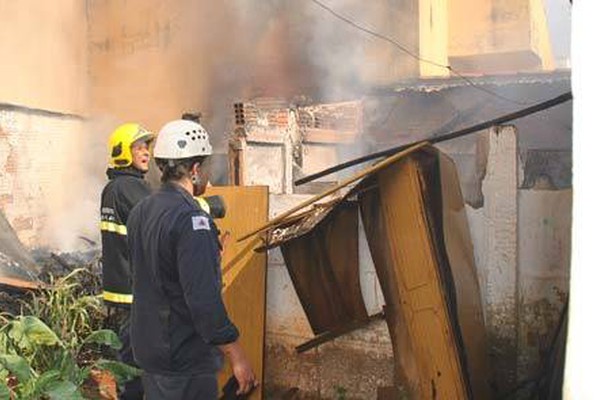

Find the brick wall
[[0, 107, 87, 248]]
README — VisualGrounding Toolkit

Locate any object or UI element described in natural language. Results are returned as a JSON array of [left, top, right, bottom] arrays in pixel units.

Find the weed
[[0, 268, 139, 399]]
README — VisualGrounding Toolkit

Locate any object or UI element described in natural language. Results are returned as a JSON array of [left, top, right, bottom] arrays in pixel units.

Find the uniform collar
[[106, 167, 145, 180], [161, 182, 196, 204]]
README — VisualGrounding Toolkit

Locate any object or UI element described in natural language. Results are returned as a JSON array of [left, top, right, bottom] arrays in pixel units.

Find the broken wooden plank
[[281, 201, 367, 335], [295, 311, 385, 353], [238, 141, 428, 241]]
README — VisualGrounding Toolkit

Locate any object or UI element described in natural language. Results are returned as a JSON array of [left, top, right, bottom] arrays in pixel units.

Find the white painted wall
[[517, 189, 571, 379]]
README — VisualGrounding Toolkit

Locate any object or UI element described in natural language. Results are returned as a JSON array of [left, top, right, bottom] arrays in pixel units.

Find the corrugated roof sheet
[[370, 70, 571, 95]]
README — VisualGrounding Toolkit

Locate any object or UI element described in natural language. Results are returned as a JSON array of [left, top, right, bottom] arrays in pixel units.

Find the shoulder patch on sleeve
[[192, 215, 211, 231]]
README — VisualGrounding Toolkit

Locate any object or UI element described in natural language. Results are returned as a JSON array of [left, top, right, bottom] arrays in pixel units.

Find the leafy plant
[[0, 269, 140, 399], [22, 269, 105, 348]]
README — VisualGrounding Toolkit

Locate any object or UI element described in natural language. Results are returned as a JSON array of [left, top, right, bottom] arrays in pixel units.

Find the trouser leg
[[105, 306, 144, 400], [142, 372, 218, 400]]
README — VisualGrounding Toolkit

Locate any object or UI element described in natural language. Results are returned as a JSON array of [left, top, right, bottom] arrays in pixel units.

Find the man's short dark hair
[[155, 156, 207, 183], [181, 112, 202, 124]]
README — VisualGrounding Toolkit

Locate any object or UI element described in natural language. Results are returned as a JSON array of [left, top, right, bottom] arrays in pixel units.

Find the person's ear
[[192, 162, 200, 175]]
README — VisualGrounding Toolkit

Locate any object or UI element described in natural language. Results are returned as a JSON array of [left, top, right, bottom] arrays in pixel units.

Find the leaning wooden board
[[205, 186, 269, 400], [378, 155, 467, 398], [362, 147, 490, 399]]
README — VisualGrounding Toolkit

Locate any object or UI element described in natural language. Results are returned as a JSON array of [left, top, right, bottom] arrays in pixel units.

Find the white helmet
[[153, 119, 213, 160]]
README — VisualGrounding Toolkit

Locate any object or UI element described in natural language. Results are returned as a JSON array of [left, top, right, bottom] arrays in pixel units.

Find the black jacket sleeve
[[174, 210, 239, 345]]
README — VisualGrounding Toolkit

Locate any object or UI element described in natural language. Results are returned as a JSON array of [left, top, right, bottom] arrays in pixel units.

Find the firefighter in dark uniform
[[100, 123, 154, 400], [127, 119, 257, 399]]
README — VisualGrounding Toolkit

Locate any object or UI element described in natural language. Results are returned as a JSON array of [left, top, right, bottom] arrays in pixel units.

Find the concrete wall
[[449, 0, 530, 56], [450, 127, 571, 394], [0, 1, 88, 115], [86, 0, 417, 138], [86, 0, 423, 136], [448, 0, 555, 73], [517, 189, 570, 380], [87, 0, 204, 133], [360, 0, 420, 84]]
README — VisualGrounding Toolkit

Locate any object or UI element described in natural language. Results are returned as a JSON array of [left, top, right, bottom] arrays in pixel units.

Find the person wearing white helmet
[[126, 120, 257, 399]]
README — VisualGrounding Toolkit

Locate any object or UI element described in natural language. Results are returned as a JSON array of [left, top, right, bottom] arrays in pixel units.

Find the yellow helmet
[[108, 123, 154, 168]]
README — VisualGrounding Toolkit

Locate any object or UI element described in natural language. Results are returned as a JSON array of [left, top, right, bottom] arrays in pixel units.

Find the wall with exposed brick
[[0, 1, 90, 251], [0, 108, 87, 248]]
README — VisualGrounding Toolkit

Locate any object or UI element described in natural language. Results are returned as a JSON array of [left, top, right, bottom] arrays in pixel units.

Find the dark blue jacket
[[127, 182, 239, 375]]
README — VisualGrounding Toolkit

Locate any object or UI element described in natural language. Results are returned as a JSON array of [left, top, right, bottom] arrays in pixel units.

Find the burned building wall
[[443, 126, 571, 394], [237, 75, 571, 396], [86, 0, 426, 145], [517, 188, 570, 380], [0, 1, 90, 250], [0, 109, 87, 249]]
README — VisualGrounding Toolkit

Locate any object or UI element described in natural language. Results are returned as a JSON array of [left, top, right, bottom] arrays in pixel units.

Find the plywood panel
[[377, 156, 468, 400], [280, 202, 367, 334], [205, 186, 268, 400], [360, 148, 490, 399], [438, 152, 491, 399], [359, 183, 420, 394]]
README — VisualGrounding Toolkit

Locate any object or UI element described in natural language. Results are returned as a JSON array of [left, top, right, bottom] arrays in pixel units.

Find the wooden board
[[359, 148, 490, 399], [205, 186, 268, 400], [358, 181, 421, 394], [376, 154, 468, 400], [438, 152, 491, 400], [280, 201, 368, 334]]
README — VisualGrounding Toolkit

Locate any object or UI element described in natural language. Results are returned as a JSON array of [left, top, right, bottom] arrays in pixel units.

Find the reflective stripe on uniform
[[103, 291, 133, 304], [195, 197, 211, 214], [100, 221, 128, 235]]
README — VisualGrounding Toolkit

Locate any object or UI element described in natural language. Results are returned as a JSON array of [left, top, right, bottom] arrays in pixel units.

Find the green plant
[[23, 269, 105, 347], [0, 315, 139, 399], [0, 269, 140, 399]]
